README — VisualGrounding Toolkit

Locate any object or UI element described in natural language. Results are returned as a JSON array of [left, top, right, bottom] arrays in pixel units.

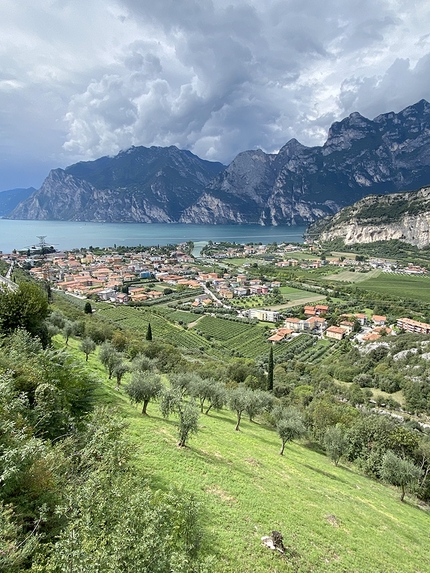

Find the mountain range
[[6, 99, 430, 225]]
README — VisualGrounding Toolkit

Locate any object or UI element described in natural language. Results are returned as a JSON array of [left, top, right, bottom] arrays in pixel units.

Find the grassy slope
[[62, 337, 430, 573]]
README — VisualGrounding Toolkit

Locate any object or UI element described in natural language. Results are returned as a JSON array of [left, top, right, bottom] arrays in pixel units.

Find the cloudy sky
[[1, 0, 429, 190]]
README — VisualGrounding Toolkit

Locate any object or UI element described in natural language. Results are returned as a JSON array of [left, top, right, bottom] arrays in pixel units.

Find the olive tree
[[169, 372, 199, 397], [112, 361, 130, 388], [276, 407, 306, 456], [125, 372, 163, 415], [80, 337, 96, 362], [228, 386, 253, 431], [381, 450, 422, 502], [324, 425, 349, 466], [99, 342, 122, 379], [245, 389, 273, 422], [160, 388, 200, 447], [132, 353, 154, 373], [189, 377, 227, 414]]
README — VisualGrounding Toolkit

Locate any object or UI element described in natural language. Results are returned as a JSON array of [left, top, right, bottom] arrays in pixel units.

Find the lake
[[0, 220, 307, 253]]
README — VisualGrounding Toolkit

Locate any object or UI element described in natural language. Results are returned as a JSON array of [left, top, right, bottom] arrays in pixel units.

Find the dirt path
[[187, 315, 205, 329]]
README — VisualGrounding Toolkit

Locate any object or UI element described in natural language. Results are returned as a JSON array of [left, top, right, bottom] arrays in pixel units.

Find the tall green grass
[[64, 337, 430, 573]]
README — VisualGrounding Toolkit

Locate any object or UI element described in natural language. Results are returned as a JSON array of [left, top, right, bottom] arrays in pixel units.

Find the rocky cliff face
[[9, 100, 430, 224], [182, 99, 430, 225], [10, 146, 225, 222], [306, 185, 430, 248]]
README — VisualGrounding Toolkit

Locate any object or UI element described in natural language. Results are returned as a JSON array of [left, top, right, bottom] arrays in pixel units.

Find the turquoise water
[[0, 219, 307, 253]]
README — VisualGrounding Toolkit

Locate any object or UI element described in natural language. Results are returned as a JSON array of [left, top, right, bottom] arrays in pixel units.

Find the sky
[[1, 0, 430, 191]]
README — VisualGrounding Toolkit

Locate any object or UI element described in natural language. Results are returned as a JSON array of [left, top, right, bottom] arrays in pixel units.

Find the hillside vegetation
[[48, 337, 430, 572], [3, 262, 430, 572]]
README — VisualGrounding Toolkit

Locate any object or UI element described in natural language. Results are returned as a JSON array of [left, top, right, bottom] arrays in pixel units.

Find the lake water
[[0, 219, 307, 253]]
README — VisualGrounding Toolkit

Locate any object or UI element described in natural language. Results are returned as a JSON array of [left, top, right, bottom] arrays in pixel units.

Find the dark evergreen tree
[[267, 345, 274, 392], [84, 301, 93, 314], [146, 322, 153, 341]]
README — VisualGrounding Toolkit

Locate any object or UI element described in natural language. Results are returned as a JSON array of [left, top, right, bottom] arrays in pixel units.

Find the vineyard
[[190, 315, 277, 359], [95, 305, 340, 363], [96, 306, 211, 351], [290, 338, 337, 364], [194, 315, 258, 341]]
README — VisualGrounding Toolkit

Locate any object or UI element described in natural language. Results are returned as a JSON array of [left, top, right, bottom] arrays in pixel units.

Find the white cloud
[[0, 0, 429, 187]]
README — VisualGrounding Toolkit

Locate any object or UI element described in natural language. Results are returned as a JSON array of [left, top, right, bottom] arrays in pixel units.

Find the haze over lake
[[0, 220, 306, 253]]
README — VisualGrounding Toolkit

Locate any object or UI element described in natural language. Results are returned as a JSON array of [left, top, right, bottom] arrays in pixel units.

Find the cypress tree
[[267, 345, 274, 392], [146, 322, 153, 341]]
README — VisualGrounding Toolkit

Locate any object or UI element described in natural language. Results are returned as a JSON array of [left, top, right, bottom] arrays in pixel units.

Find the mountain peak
[[279, 138, 307, 155], [8, 99, 430, 226]]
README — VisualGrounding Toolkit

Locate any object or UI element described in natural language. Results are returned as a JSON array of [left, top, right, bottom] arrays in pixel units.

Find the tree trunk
[[279, 442, 285, 456], [235, 412, 242, 431], [400, 484, 405, 502], [142, 399, 149, 415], [85, 354, 89, 362], [205, 404, 213, 415]]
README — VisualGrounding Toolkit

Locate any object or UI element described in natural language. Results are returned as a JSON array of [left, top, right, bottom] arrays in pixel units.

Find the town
[[2, 239, 430, 345]]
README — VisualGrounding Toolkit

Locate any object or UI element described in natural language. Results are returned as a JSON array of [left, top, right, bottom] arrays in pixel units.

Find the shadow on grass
[[303, 439, 325, 455], [186, 445, 258, 481], [300, 463, 348, 484]]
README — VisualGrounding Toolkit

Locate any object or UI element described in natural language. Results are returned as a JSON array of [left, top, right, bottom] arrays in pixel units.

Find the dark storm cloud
[[339, 53, 430, 120], [0, 0, 429, 188]]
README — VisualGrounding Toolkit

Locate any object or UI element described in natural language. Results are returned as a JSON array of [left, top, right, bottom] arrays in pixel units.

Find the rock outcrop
[[306, 185, 430, 248]]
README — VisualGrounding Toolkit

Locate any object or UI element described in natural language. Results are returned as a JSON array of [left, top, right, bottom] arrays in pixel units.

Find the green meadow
[[354, 273, 430, 303], [323, 269, 382, 283], [63, 337, 430, 573]]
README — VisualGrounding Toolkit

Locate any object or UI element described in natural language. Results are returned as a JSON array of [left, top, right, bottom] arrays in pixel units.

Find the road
[[0, 262, 18, 291]]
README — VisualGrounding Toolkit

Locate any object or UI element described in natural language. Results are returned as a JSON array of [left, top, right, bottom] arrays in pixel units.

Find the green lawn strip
[[57, 335, 430, 573], [323, 269, 382, 283], [269, 294, 327, 310], [120, 399, 430, 573], [279, 285, 322, 300], [166, 309, 200, 325]]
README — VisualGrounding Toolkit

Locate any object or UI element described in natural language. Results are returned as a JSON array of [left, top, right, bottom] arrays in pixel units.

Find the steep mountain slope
[[10, 146, 225, 222], [9, 100, 430, 224], [180, 100, 430, 225], [0, 187, 35, 217], [306, 184, 430, 248]]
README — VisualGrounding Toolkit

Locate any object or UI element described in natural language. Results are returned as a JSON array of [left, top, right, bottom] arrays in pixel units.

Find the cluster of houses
[[21, 249, 198, 301], [268, 306, 392, 343], [204, 242, 303, 259], [12, 247, 282, 305]]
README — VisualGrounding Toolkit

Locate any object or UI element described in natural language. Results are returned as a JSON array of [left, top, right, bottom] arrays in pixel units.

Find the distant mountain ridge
[[10, 147, 225, 223], [306, 184, 430, 248], [9, 99, 430, 224], [0, 187, 35, 217]]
